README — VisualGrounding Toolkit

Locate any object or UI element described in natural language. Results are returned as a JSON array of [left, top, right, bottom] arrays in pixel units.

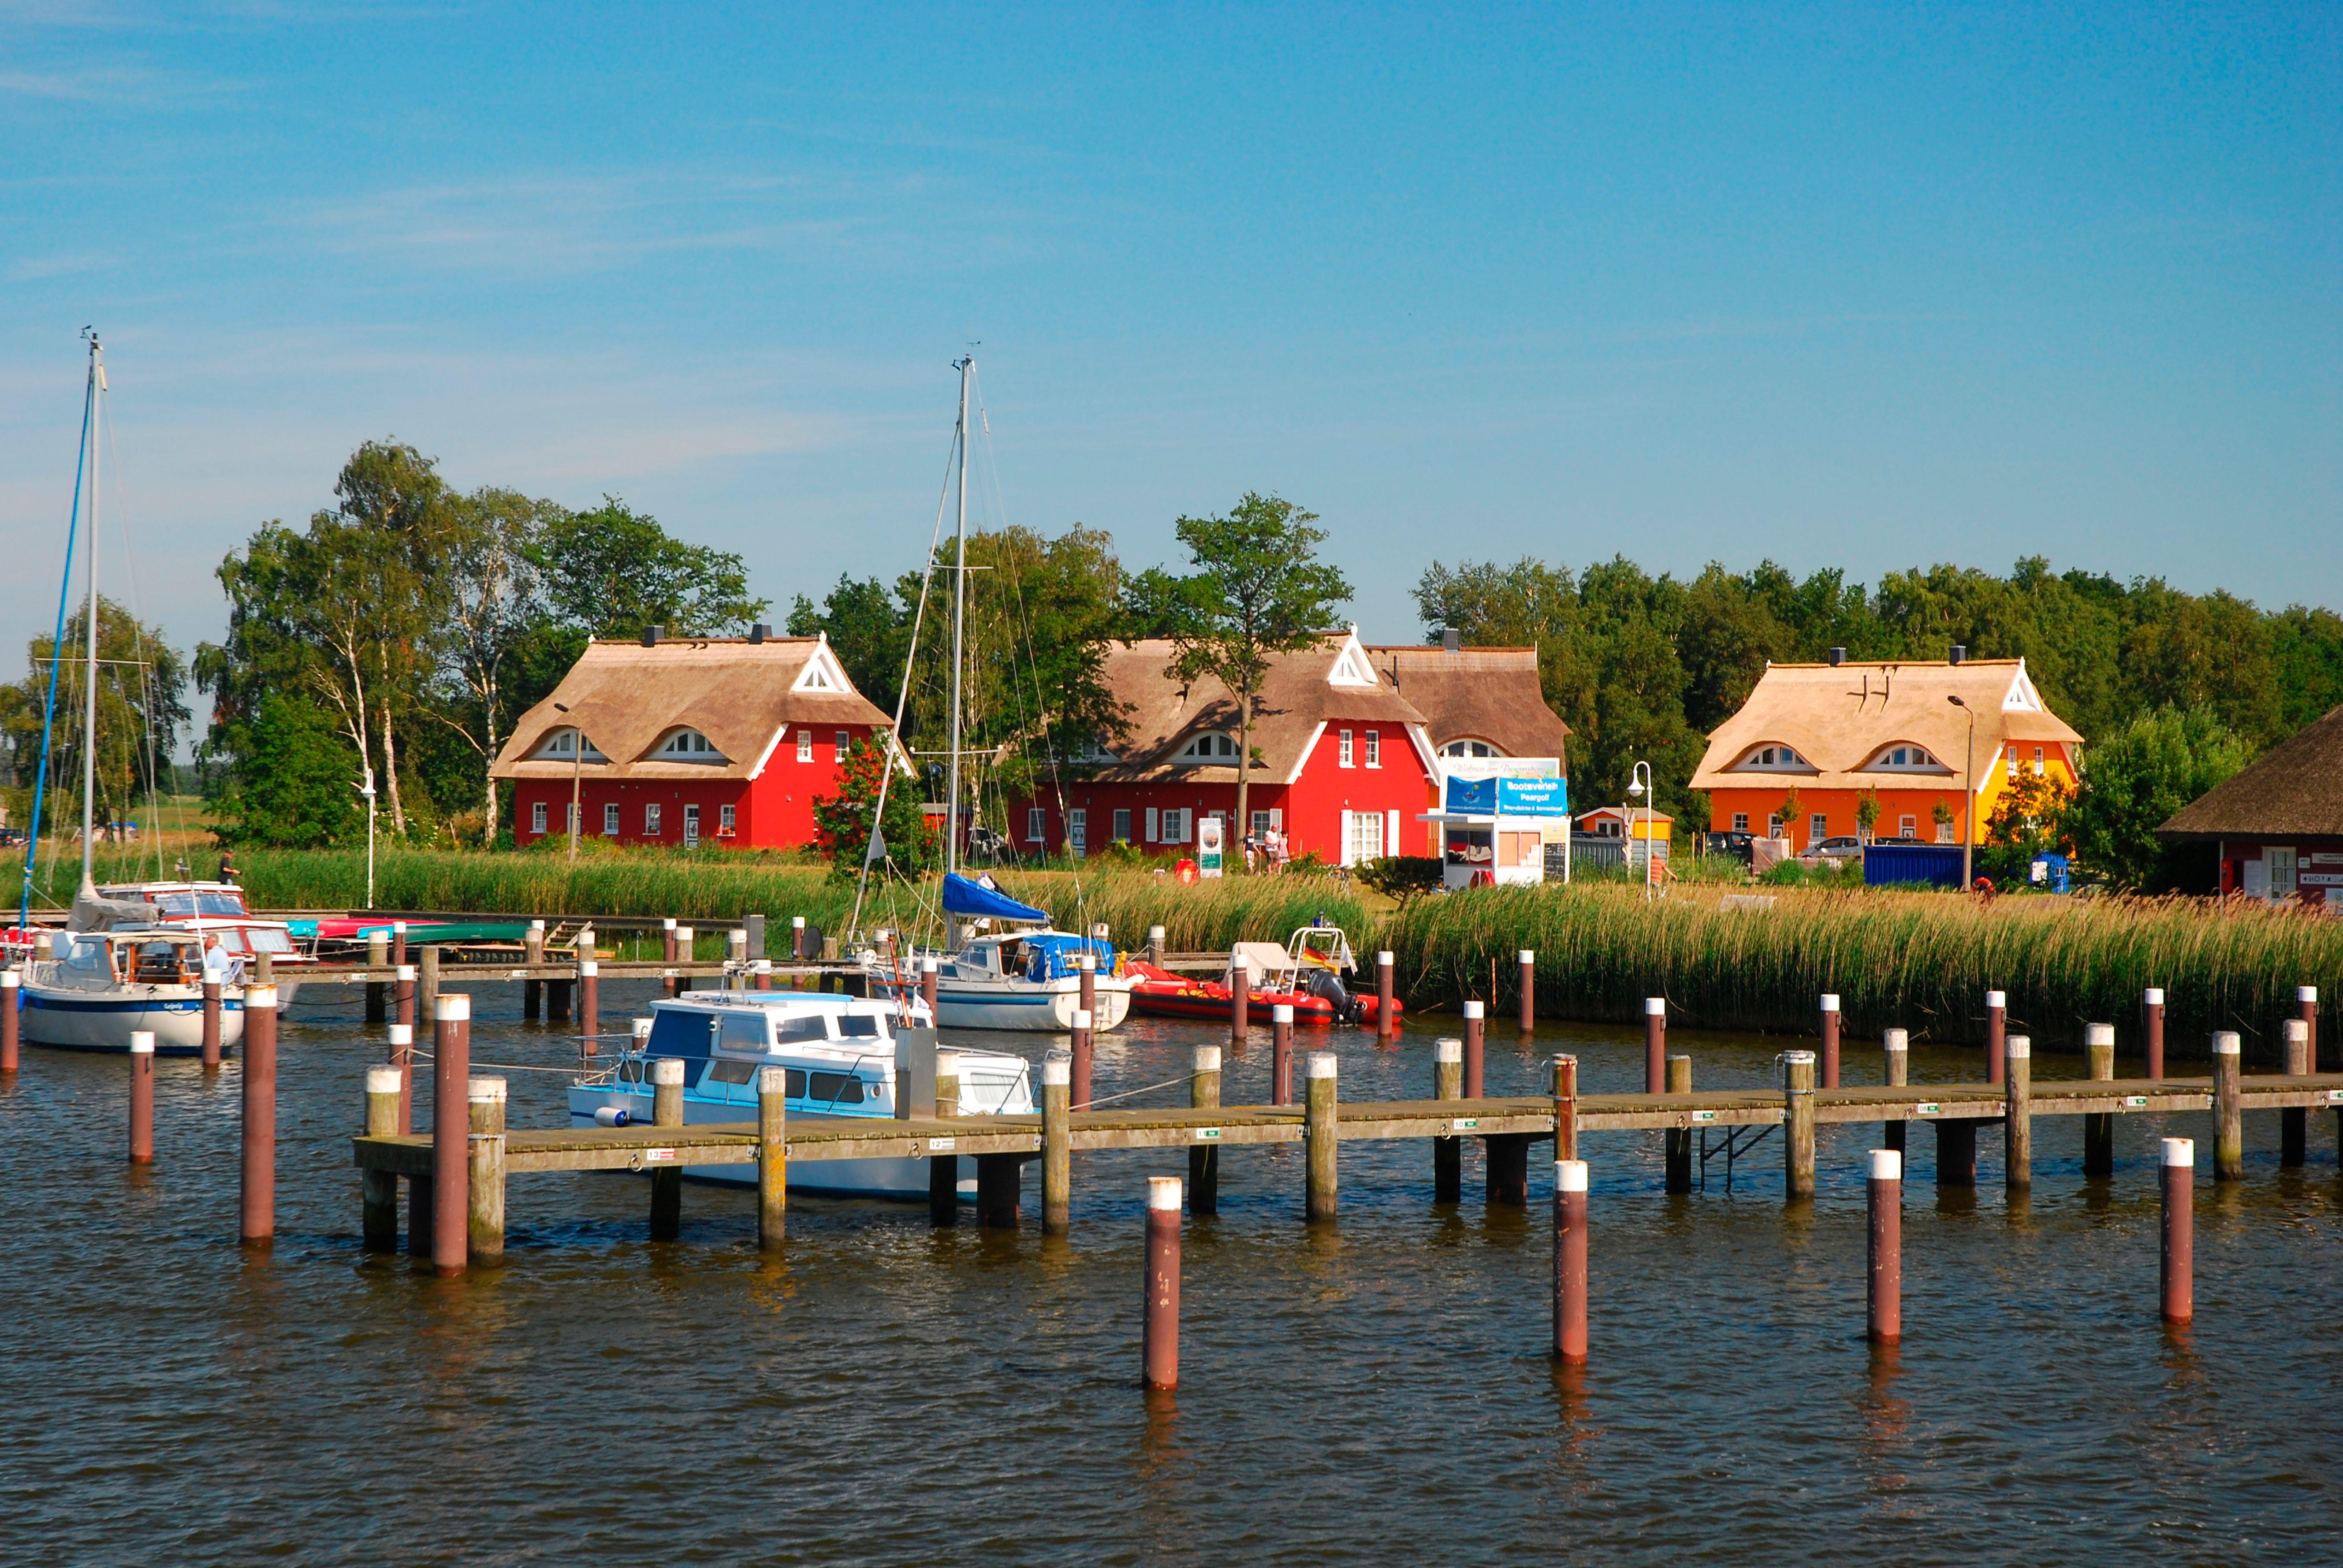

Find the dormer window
[[1739, 744, 1810, 771], [530, 728, 608, 762], [1441, 739, 1501, 758], [1173, 731, 1240, 764], [1866, 743, 1948, 772], [652, 728, 730, 764]]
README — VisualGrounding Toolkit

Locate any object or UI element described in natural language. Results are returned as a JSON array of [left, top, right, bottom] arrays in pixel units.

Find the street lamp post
[[357, 764, 377, 910], [1627, 761, 1654, 899], [1948, 695, 1977, 890], [554, 701, 583, 863]]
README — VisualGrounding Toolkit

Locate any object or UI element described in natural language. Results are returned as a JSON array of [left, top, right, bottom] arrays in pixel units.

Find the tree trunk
[[481, 670, 501, 845], [382, 702, 408, 835]]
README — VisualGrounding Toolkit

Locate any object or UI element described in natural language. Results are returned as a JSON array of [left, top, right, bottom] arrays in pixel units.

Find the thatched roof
[[1690, 658, 2081, 792], [1090, 631, 1430, 784], [2158, 704, 2343, 841], [1367, 645, 1572, 761], [490, 635, 891, 783]]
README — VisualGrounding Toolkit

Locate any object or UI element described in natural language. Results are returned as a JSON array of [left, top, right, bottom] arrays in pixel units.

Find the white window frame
[[1809, 813, 1828, 847], [602, 802, 620, 837], [683, 803, 700, 846], [797, 731, 813, 763], [1162, 808, 1188, 845], [531, 801, 548, 834], [655, 728, 728, 763], [1937, 820, 1956, 844], [1068, 808, 1087, 856], [1174, 732, 1240, 765], [1027, 807, 1047, 843], [1251, 810, 1272, 835], [567, 802, 581, 834], [1767, 815, 1783, 838], [644, 802, 663, 836], [1899, 815, 1918, 840], [1341, 809, 1385, 867], [1338, 729, 1354, 767], [837, 729, 851, 760], [1112, 808, 1132, 843], [2270, 845, 2298, 898], [1731, 813, 1748, 833], [719, 803, 737, 834], [1364, 730, 1380, 768], [2033, 746, 2045, 776]]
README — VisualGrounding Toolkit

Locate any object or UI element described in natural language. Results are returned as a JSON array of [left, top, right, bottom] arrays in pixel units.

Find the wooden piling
[[1144, 1176, 1181, 1390], [758, 1064, 788, 1249], [1376, 950, 1396, 1040], [578, 957, 600, 1055], [2161, 1136, 2194, 1323], [660, 918, 678, 997], [1464, 1001, 1485, 1098], [930, 1049, 960, 1226], [1552, 1159, 1588, 1365], [1486, 1133, 1530, 1206], [1820, 993, 1841, 1089], [128, 1031, 155, 1164], [2084, 1022, 2116, 1177], [200, 980, 222, 1069], [1433, 1037, 1463, 1203], [1867, 1148, 1902, 1344], [675, 926, 695, 992], [240, 984, 279, 1248], [1042, 1049, 1072, 1235], [1644, 997, 1665, 1093], [395, 962, 416, 1032], [1189, 1044, 1221, 1217], [1078, 952, 1096, 1033], [419, 945, 442, 1027], [2144, 987, 2165, 1079], [1664, 1055, 1692, 1193], [2304, 985, 2321, 1072], [975, 1154, 1021, 1229], [1071, 1009, 1094, 1112], [1985, 989, 2006, 1086], [362, 1065, 401, 1252], [2282, 1019, 2309, 1167], [1147, 925, 1166, 964], [1882, 1028, 1908, 1154], [2212, 1031, 2242, 1182], [1305, 1050, 1339, 1221], [2004, 1034, 2031, 1191], [1229, 951, 1250, 1045], [366, 931, 389, 1023], [1518, 949, 1535, 1032], [467, 1076, 507, 1262], [391, 920, 407, 972], [1937, 1117, 1978, 1189], [649, 1056, 684, 1240], [1, 968, 17, 1074], [1783, 1049, 1816, 1200], [920, 956, 939, 1018], [432, 993, 472, 1275], [752, 958, 771, 991], [1552, 1053, 1579, 1163], [1271, 1003, 1295, 1105]]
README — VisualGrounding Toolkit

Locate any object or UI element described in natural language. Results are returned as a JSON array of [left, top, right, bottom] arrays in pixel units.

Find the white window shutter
[[1339, 810, 1354, 867], [1386, 810, 1400, 856], [1268, 808, 1282, 829]]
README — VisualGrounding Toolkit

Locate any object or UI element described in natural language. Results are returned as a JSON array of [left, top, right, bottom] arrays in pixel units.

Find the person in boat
[[201, 932, 239, 988]]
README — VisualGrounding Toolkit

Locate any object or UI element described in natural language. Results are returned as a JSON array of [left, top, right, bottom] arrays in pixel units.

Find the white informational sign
[[1197, 816, 1225, 878]]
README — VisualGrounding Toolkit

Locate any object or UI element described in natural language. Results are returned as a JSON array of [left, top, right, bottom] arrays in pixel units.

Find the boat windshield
[[837, 1014, 883, 1038], [243, 926, 294, 953], [138, 890, 251, 918]]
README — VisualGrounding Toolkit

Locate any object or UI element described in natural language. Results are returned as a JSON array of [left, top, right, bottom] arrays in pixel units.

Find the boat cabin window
[[804, 1071, 866, 1106], [775, 1015, 832, 1044], [704, 1058, 759, 1086], [784, 1069, 808, 1096], [837, 1014, 882, 1038], [131, 941, 186, 983], [646, 1011, 716, 1060], [63, 938, 115, 978], [244, 926, 294, 954], [717, 1013, 770, 1051]]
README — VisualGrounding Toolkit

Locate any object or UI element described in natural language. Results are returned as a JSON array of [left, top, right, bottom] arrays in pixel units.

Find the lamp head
[[1628, 779, 1644, 797], [1946, 695, 1966, 709]]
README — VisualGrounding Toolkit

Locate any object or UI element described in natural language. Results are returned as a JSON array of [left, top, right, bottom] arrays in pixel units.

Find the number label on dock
[[1915, 1103, 1941, 1116], [1691, 1110, 1717, 1122], [1193, 1127, 1222, 1141], [2327, 1090, 2343, 1106], [2125, 1095, 2149, 1107], [928, 1137, 956, 1152], [644, 1148, 678, 1162], [1451, 1117, 1479, 1131]]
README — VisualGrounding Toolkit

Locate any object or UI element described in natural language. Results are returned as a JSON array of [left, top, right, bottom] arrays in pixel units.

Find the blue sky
[[4, 2, 2336, 717]]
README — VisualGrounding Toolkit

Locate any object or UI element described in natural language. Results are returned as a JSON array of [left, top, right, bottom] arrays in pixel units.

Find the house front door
[[685, 803, 701, 848]]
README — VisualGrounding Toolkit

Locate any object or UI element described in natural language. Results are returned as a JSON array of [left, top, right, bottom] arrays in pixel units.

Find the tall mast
[[78, 334, 103, 899], [945, 355, 970, 880]]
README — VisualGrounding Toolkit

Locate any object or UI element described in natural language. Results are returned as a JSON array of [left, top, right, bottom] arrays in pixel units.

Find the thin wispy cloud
[[7, 248, 118, 280], [0, 62, 240, 104]]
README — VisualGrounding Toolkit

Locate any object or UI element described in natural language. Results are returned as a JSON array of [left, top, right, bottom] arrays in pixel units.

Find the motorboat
[[871, 873, 1132, 1033], [97, 881, 312, 998], [1127, 925, 1399, 1028], [566, 990, 1034, 1199], [18, 926, 246, 1053]]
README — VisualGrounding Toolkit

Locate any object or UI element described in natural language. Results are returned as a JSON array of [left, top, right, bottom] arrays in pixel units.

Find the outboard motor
[[1304, 969, 1363, 1027]]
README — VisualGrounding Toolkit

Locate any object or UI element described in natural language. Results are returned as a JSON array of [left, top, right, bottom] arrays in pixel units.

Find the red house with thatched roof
[[490, 629, 897, 851]]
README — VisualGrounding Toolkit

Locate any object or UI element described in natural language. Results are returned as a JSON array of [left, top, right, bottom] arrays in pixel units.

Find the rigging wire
[[17, 343, 92, 928]]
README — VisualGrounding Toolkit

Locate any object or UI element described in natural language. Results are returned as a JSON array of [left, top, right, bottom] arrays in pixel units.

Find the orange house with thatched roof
[[1690, 653, 2082, 849]]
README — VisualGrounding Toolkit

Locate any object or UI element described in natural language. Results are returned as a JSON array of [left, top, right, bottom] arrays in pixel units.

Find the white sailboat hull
[[930, 974, 1132, 1033], [19, 986, 246, 1053]]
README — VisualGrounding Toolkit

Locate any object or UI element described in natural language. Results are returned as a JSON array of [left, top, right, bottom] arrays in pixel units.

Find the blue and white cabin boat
[[19, 928, 246, 1053], [566, 990, 1035, 1199], [887, 873, 1133, 1033]]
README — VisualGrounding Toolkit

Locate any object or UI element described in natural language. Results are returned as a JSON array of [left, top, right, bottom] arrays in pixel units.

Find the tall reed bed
[[1385, 884, 2342, 1063]]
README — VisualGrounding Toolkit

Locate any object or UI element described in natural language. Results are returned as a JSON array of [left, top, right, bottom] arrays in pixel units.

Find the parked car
[[1803, 835, 1866, 864], [1702, 830, 1754, 862]]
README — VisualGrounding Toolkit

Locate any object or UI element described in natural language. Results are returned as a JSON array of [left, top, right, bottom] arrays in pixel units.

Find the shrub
[[1355, 855, 1443, 901]]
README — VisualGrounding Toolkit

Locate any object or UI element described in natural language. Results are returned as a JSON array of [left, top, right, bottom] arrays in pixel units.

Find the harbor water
[[4, 978, 2339, 1563]]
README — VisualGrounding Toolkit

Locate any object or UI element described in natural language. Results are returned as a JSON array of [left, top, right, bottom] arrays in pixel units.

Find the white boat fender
[[595, 1106, 632, 1127]]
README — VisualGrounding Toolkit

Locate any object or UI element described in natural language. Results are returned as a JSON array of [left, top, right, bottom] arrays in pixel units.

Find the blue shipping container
[[1862, 842, 1967, 889]]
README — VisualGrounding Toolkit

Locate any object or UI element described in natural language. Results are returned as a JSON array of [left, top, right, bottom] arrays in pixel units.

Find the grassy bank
[[1386, 884, 2341, 1063], [242, 849, 2335, 1063]]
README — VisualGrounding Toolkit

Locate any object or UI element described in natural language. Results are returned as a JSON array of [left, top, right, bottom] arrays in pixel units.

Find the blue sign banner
[[1497, 777, 1569, 817], [1442, 776, 1568, 816]]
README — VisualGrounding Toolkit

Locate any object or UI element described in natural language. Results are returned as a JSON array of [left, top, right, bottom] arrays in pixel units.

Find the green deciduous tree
[[2, 597, 190, 838], [536, 498, 766, 641], [2059, 706, 2251, 891], [812, 736, 936, 882], [210, 692, 362, 848]]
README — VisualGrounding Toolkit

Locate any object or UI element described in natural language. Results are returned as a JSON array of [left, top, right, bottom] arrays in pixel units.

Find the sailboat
[[851, 357, 1133, 1033], [16, 334, 246, 1053]]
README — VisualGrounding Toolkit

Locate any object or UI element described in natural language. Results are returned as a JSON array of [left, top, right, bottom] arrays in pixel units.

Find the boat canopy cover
[[940, 873, 1049, 924], [69, 885, 164, 932], [1018, 931, 1117, 981]]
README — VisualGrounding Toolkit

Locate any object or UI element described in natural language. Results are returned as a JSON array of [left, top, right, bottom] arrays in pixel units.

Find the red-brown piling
[[240, 983, 279, 1248], [2, 968, 20, 1074], [129, 1030, 155, 1164], [1867, 1148, 1902, 1344], [391, 919, 407, 971], [2144, 987, 2165, 1079], [920, 955, 939, 1017], [1229, 953, 1250, 1045], [201, 980, 222, 1068], [395, 962, 416, 1032], [578, 958, 599, 1054], [2282, 1018, 2309, 1168], [1820, 993, 1841, 1089], [1552, 1158, 1588, 1365], [1376, 950, 1396, 1040], [1144, 1176, 1181, 1390], [1644, 997, 1665, 1093], [1463, 1001, 1485, 1098], [1271, 1003, 1295, 1106], [1079, 952, 1097, 1029], [2161, 1137, 2194, 1323], [1985, 990, 2006, 1086], [1070, 1008, 1095, 1112], [1518, 949, 1535, 1032], [2303, 985, 2320, 1071], [661, 917, 679, 997], [432, 993, 472, 1276], [754, 958, 771, 992]]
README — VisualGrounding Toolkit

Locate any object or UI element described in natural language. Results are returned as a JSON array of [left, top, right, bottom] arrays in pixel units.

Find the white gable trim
[[2002, 662, 2043, 712], [1282, 722, 1330, 784], [746, 725, 787, 781], [1402, 722, 1440, 780], [792, 638, 852, 694], [1326, 628, 1380, 689]]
